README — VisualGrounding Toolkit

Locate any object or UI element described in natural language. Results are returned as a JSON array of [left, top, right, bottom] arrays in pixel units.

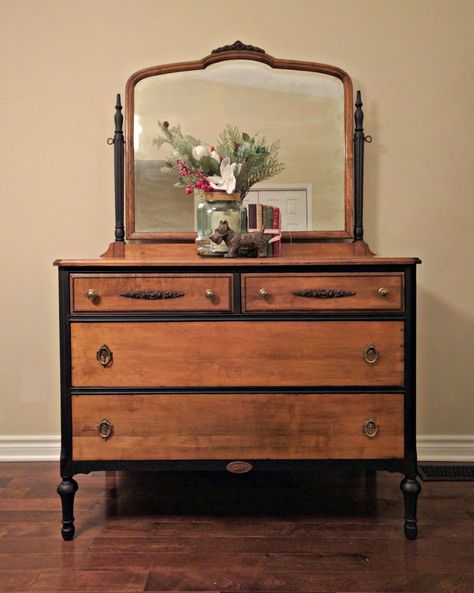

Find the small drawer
[[71, 274, 233, 312], [242, 273, 404, 312], [72, 393, 404, 461]]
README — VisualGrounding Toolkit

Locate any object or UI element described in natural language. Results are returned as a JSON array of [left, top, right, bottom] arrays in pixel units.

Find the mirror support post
[[113, 94, 125, 242], [354, 90, 364, 241]]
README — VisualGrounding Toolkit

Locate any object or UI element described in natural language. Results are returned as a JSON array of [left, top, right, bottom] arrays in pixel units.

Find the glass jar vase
[[195, 191, 247, 256]]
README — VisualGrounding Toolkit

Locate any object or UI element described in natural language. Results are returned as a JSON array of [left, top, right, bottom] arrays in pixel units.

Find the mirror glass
[[133, 59, 346, 234]]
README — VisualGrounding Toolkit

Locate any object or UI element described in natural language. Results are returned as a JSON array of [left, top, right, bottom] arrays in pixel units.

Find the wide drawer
[[71, 320, 404, 387], [71, 274, 233, 312], [242, 273, 404, 312], [72, 393, 404, 460]]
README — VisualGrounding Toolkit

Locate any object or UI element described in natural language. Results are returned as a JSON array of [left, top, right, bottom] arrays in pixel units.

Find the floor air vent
[[418, 464, 474, 481]]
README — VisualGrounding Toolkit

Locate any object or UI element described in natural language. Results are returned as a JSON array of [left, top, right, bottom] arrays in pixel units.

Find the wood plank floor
[[0, 462, 473, 592]]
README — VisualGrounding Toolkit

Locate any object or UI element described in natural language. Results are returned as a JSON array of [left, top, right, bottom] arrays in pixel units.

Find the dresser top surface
[[55, 257, 421, 268], [54, 241, 421, 268]]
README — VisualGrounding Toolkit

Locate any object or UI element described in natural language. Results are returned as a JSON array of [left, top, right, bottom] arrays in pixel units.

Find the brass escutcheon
[[96, 344, 113, 367], [363, 344, 379, 364], [97, 418, 114, 440], [362, 418, 379, 438], [226, 461, 253, 474]]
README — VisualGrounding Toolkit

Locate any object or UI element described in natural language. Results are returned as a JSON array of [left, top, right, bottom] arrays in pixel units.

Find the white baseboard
[[0, 435, 473, 462], [417, 436, 474, 462], [0, 436, 61, 461]]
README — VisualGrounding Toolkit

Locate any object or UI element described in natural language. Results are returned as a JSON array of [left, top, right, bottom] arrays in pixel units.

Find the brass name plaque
[[226, 461, 253, 474]]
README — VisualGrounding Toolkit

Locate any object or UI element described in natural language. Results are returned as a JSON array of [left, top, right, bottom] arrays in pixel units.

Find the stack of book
[[247, 204, 282, 257]]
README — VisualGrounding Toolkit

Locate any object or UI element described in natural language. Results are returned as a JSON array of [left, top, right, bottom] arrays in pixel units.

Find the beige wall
[[1, 0, 473, 437]]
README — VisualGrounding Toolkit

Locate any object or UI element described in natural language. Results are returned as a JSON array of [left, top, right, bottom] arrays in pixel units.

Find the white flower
[[192, 145, 210, 160], [207, 157, 237, 194], [192, 145, 221, 163]]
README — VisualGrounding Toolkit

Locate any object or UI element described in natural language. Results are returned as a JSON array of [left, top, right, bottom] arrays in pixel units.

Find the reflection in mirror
[[133, 60, 345, 233]]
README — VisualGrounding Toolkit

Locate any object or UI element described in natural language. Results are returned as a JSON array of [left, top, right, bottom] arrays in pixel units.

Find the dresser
[[55, 42, 422, 540], [55, 242, 421, 539]]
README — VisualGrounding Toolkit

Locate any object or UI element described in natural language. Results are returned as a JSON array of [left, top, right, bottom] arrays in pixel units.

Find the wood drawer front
[[71, 321, 404, 387], [242, 273, 404, 312], [72, 393, 404, 461], [71, 274, 232, 312]]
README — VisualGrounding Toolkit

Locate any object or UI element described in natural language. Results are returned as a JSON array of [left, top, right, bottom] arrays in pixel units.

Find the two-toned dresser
[[55, 242, 421, 540], [55, 42, 422, 540]]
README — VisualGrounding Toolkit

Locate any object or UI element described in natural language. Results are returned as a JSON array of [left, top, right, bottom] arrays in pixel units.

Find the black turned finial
[[114, 93, 123, 133], [112, 93, 125, 242], [355, 90, 363, 130], [353, 90, 365, 241]]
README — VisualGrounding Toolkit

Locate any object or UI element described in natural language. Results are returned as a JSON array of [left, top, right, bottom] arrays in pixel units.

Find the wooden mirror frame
[[125, 41, 354, 242]]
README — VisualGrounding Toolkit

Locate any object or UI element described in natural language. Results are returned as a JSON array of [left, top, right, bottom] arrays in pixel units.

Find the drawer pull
[[378, 287, 390, 297], [259, 288, 269, 299], [226, 461, 253, 473], [293, 289, 356, 299], [120, 290, 185, 300], [205, 289, 215, 300], [97, 418, 114, 440], [363, 344, 379, 364], [362, 418, 379, 438], [96, 344, 113, 367], [86, 289, 98, 301]]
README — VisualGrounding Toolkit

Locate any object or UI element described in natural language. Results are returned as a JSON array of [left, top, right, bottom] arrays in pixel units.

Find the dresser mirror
[[125, 42, 354, 240]]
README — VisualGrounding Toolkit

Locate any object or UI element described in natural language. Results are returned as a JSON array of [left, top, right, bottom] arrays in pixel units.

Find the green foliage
[[216, 126, 284, 198], [153, 121, 201, 185], [153, 121, 284, 198], [196, 155, 220, 176], [153, 121, 200, 161]]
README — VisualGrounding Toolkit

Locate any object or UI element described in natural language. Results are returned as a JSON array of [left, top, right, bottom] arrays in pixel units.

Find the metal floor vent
[[418, 464, 474, 481]]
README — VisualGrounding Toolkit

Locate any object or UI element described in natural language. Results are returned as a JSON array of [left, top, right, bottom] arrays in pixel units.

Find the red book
[[272, 207, 281, 257], [248, 203, 256, 230]]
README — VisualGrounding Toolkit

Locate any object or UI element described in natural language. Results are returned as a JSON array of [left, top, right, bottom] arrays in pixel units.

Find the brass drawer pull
[[97, 418, 114, 440], [362, 418, 379, 438], [205, 289, 215, 300], [378, 287, 389, 297], [87, 289, 98, 301], [363, 344, 379, 364], [259, 288, 269, 299], [96, 344, 113, 367]]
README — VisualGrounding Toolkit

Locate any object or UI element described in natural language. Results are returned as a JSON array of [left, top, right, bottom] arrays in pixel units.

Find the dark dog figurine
[[209, 220, 268, 257]]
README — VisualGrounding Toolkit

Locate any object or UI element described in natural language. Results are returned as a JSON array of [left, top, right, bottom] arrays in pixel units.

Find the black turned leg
[[57, 477, 78, 540], [400, 476, 421, 540]]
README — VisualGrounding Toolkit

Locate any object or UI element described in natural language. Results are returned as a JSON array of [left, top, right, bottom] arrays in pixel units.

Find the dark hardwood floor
[[0, 462, 473, 592]]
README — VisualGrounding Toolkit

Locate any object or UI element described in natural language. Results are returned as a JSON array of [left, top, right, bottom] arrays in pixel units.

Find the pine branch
[[153, 121, 201, 169]]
